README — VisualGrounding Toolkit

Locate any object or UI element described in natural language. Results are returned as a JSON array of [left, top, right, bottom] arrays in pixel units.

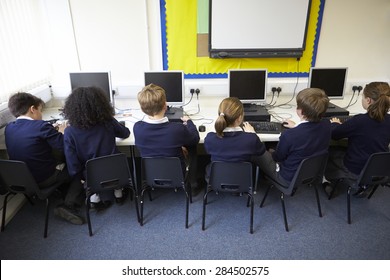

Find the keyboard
[[324, 115, 353, 123], [248, 121, 283, 134]]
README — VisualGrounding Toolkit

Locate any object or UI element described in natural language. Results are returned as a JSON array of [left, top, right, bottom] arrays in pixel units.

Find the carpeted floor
[[1, 178, 389, 260]]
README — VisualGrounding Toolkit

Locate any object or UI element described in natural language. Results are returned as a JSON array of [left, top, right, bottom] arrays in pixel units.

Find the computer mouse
[[198, 125, 206, 132], [282, 121, 290, 128]]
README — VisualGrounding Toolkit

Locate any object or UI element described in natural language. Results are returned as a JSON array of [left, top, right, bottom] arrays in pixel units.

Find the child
[[255, 88, 331, 186], [324, 82, 390, 197], [5, 92, 85, 225], [204, 97, 266, 179], [133, 84, 200, 194], [62, 86, 130, 208]]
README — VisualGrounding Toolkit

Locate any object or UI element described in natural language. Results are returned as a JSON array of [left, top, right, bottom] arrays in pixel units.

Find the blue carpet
[[0, 182, 389, 260]]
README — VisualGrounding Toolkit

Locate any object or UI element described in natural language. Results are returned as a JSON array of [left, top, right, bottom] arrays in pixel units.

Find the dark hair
[[364, 82, 390, 122], [62, 86, 115, 129], [215, 97, 244, 137], [8, 92, 44, 118], [296, 88, 329, 122]]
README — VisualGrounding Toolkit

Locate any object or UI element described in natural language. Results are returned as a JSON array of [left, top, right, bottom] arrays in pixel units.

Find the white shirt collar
[[17, 116, 34, 120], [143, 116, 169, 124], [222, 126, 243, 132], [295, 120, 309, 127]]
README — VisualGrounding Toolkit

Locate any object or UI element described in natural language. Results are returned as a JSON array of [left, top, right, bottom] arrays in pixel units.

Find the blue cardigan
[[133, 119, 200, 167], [64, 118, 130, 180], [331, 113, 390, 175], [273, 120, 332, 182], [5, 118, 64, 183], [204, 130, 266, 162]]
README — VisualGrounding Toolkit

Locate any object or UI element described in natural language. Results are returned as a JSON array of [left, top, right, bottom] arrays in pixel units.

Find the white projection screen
[[209, 0, 311, 58]]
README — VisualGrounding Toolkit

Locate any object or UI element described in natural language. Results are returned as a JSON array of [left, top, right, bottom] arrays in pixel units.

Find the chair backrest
[[142, 157, 184, 189], [0, 159, 41, 198], [85, 153, 132, 193], [357, 152, 390, 187], [209, 161, 254, 193], [285, 153, 328, 195]]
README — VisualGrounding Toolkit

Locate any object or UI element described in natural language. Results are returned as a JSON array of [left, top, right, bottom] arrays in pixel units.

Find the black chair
[[346, 152, 390, 224], [0, 159, 63, 238], [202, 161, 258, 234], [140, 157, 190, 228], [260, 153, 328, 232], [84, 153, 140, 236]]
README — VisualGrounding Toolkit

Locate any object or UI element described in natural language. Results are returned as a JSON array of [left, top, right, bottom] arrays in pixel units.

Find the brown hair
[[137, 84, 166, 116], [296, 88, 329, 122], [364, 82, 390, 122], [215, 97, 244, 137], [8, 92, 44, 118]]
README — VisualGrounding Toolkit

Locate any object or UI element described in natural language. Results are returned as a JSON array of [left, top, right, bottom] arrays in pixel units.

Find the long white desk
[[0, 94, 366, 150]]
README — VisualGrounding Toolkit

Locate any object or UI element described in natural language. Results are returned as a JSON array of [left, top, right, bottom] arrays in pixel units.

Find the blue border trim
[[311, 0, 325, 67], [161, 0, 323, 77], [160, 0, 168, 70]]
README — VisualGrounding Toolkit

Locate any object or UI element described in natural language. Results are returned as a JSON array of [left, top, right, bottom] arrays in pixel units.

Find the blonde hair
[[364, 82, 390, 122], [137, 84, 166, 116], [215, 97, 244, 137], [296, 88, 329, 122]]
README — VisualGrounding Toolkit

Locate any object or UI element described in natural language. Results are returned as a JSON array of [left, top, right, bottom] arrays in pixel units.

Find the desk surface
[[0, 95, 366, 149]]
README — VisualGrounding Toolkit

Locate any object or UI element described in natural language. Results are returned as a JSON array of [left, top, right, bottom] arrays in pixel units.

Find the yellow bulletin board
[[161, 0, 325, 78]]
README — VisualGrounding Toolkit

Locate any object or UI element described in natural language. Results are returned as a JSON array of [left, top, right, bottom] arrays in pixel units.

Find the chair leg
[[131, 188, 141, 223], [185, 191, 189, 229], [280, 193, 289, 232], [43, 198, 50, 238], [347, 186, 352, 224], [314, 184, 323, 217], [202, 191, 211, 230], [249, 195, 254, 234], [1, 193, 11, 232], [85, 197, 93, 236], [367, 184, 379, 199], [259, 185, 271, 208], [140, 190, 145, 226], [187, 182, 193, 204]]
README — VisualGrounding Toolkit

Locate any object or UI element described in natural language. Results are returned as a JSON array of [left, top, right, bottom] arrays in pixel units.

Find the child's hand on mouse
[[282, 119, 295, 128]]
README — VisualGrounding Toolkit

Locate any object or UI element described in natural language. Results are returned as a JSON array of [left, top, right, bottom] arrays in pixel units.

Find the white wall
[[46, 0, 151, 99], [46, 0, 390, 101]]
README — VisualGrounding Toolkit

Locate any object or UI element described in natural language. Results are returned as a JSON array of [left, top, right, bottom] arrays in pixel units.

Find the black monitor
[[69, 71, 114, 106], [144, 71, 185, 107], [228, 69, 267, 105], [308, 67, 348, 99]]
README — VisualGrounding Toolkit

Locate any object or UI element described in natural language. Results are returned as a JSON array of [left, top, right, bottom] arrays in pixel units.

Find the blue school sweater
[[64, 118, 130, 179], [5, 118, 64, 183], [331, 113, 390, 175], [133, 119, 200, 166], [204, 130, 266, 162], [273, 120, 332, 182]]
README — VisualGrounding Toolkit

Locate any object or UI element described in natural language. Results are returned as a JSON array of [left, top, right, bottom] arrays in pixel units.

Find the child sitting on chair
[[62, 86, 130, 210], [5, 92, 85, 225], [254, 88, 331, 186], [324, 82, 390, 197], [204, 97, 267, 180], [133, 84, 200, 195]]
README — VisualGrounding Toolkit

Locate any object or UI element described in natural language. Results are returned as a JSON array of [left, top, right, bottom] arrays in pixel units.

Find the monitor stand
[[243, 104, 270, 122], [324, 102, 349, 117], [165, 106, 183, 122]]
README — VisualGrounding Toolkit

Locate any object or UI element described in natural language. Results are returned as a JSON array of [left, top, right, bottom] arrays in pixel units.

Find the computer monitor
[[144, 71, 185, 107], [308, 67, 348, 99], [228, 69, 267, 105], [69, 71, 114, 106]]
